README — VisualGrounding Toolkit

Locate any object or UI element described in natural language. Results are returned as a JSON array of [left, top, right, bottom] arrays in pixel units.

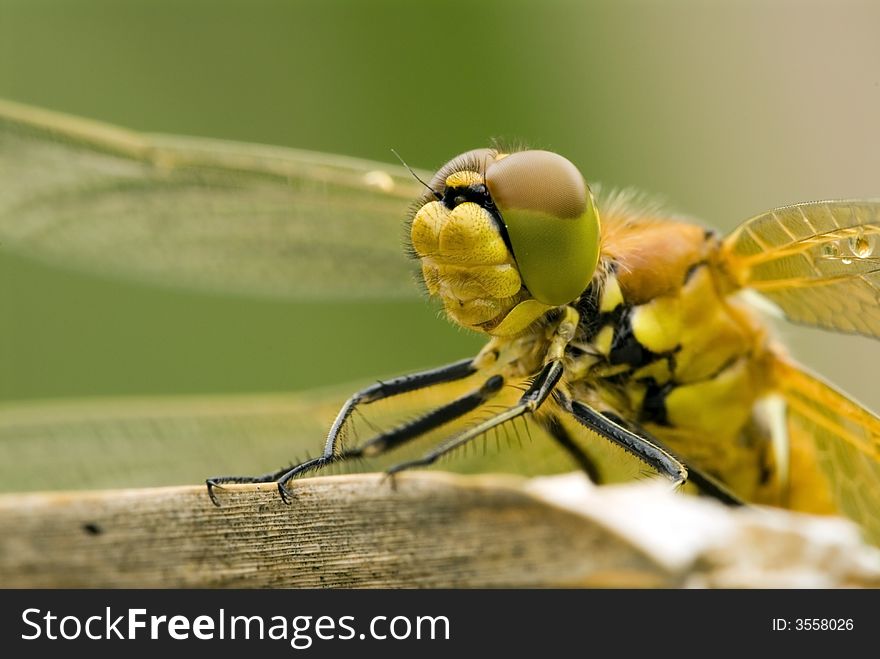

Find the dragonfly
[[1, 99, 879, 545]]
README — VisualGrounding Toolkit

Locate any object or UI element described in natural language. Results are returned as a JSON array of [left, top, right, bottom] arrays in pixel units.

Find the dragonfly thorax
[[555, 224, 778, 500]]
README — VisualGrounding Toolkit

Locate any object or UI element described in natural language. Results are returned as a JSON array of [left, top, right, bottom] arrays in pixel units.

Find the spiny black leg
[[266, 375, 504, 503], [600, 410, 743, 506], [269, 374, 505, 503], [386, 361, 564, 477], [208, 373, 504, 505], [207, 457, 353, 506], [559, 393, 744, 506], [206, 465, 292, 506], [357, 375, 504, 457], [206, 358, 478, 506], [564, 399, 688, 486], [322, 358, 477, 457]]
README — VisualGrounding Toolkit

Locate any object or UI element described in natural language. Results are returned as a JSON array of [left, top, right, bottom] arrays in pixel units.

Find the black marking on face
[[441, 182, 492, 211]]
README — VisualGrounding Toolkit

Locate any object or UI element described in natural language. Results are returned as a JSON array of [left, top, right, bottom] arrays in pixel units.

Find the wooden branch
[[0, 472, 878, 588]]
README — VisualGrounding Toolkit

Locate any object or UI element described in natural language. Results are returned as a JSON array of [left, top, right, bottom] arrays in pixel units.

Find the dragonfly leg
[[205, 359, 497, 506], [385, 361, 564, 477], [206, 461, 325, 507], [322, 357, 477, 455], [266, 373, 505, 503], [557, 393, 744, 506]]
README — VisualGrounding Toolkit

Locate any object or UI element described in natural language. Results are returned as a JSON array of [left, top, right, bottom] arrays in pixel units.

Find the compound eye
[[486, 150, 588, 220], [485, 150, 600, 306]]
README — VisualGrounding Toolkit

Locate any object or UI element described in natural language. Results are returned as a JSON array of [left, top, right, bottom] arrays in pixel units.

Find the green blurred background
[[1, 0, 879, 409]]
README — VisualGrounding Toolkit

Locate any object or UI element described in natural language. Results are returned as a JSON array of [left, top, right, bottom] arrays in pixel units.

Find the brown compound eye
[[486, 150, 588, 220], [485, 150, 600, 306]]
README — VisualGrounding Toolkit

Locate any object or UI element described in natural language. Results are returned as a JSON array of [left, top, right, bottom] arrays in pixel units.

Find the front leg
[[386, 306, 581, 476], [206, 357, 479, 505], [385, 360, 564, 476]]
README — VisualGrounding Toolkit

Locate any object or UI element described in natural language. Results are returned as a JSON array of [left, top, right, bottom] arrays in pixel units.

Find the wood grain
[[0, 472, 667, 588], [1, 472, 878, 588]]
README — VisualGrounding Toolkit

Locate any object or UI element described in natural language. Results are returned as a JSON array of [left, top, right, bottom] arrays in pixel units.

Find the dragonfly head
[[408, 148, 601, 336]]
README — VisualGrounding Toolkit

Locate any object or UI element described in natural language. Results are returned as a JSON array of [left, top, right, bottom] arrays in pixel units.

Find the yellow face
[[408, 148, 601, 337]]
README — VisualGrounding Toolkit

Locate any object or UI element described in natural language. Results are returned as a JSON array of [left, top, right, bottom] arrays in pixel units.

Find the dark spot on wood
[[82, 523, 102, 536]]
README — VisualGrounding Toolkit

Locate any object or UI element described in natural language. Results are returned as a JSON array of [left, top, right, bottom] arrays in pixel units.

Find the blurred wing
[[0, 98, 423, 300], [0, 390, 342, 492], [722, 200, 880, 338], [0, 377, 575, 493], [772, 358, 880, 545]]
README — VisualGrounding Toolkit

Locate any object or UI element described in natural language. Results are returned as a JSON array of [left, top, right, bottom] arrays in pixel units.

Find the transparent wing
[[0, 98, 423, 300], [0, 390, 342, 492], [772, 358, 880, 545], [0, 378, 575, 493], [721, 200, 880, 338]]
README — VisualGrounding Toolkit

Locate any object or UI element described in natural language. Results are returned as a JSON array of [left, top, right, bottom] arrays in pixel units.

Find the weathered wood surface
[[0, 472, 878, 588]]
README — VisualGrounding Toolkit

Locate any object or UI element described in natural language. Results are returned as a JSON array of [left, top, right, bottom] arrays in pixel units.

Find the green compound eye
[[485, 150, 601, 306]]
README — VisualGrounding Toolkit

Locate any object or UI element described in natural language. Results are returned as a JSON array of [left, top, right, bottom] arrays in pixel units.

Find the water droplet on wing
[[822, 242, 841, 258], [849, 233, 875, 258]]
